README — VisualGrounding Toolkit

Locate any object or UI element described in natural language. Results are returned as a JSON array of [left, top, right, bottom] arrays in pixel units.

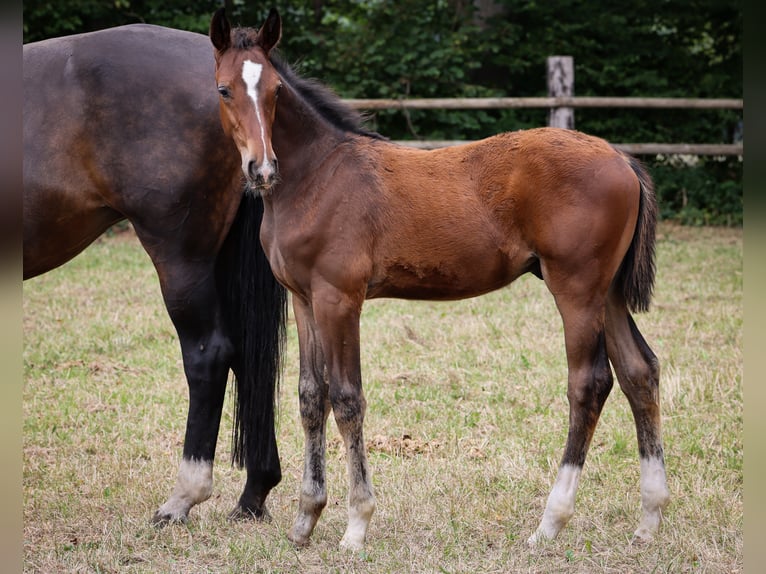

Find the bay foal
[[209, 8, 669, 549]]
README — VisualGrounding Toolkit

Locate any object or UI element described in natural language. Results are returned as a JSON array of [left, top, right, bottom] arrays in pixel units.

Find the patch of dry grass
[[23, 223, 742, 573]]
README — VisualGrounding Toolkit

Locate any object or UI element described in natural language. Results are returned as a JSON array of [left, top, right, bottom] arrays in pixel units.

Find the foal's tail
[[615, 154, 658, 313], [217, 191, 288, 480]]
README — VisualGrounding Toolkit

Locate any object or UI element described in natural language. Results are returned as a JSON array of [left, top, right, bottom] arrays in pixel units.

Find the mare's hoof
[[228, 504, 272, 523]]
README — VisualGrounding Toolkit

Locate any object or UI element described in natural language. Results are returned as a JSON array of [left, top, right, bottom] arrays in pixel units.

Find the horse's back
[[365, 128, 641, 298], [427, 128, 641, 258], [378, 127, 636, 223], [23, 25, 238, 278]]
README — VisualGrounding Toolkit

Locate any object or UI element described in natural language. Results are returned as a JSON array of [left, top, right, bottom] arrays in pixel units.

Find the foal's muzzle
[[246, 158, 279, 191]]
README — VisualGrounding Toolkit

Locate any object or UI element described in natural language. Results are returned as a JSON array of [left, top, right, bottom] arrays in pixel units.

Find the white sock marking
[[156, 458, 214, 520], [640, 456, 669, 508], [634, 455, 670, 540], [528, 463, 581, 545]]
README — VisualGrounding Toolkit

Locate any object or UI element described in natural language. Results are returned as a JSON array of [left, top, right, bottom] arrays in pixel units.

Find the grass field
[[23, 223, 742, 573]]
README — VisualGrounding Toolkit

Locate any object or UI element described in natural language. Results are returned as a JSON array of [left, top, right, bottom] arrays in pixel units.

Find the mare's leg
[[287, 297, 332, 546], [143, 254, 234, 524], [605, 290, 669, 541], [209, 347, 283, 523], [528, 286, 614, 545], [229, 407, 281, 521], [313, 287, 375, 550]]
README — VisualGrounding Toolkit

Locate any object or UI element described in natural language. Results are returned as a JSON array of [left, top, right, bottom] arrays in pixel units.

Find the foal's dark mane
[[231, 26, 383, 140], [271, 55, 385, 140]]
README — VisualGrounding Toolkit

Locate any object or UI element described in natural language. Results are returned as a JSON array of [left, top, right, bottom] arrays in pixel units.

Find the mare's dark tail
[[615, 154, 658, 313], [216, 191, 288, 480]]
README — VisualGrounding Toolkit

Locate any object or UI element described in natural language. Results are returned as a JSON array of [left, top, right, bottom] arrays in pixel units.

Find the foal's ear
[[257, 8, 282, 54], [210, 7, 231, 54]]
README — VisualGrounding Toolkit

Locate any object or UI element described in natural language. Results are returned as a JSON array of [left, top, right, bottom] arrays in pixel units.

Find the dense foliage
[[23, 0, 742, 225]]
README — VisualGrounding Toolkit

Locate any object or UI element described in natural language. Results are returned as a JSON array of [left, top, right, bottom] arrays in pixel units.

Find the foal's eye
[[275, 83, 283, 98], [217, 85, 231, 99]]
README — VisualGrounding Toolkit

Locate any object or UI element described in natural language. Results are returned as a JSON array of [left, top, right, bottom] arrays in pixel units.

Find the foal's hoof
[[228, 504, 272, 523], [339, 536, 365, 552], [150, 511, 188, 528], [526, 528, 555, 547], [286, 529, 311, 548], [630, 526, 656, 545]]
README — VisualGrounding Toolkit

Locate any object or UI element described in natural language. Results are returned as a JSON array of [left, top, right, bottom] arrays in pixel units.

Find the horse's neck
[[272, 89, 346, 192]]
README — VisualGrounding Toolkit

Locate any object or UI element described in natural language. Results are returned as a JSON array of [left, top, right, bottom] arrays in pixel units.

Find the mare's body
[[24, 25, 287, 523]]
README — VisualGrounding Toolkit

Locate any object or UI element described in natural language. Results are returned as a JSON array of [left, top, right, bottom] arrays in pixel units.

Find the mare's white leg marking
[[156, 458, 214, 521], [242, 60, 275, 181], [634, 456, 670, 542], [528, 464, 581, 546]]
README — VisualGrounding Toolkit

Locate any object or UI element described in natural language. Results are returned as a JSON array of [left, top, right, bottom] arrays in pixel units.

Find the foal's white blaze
[[241, 60, 276, 182], [527, 463, 582, 545], [156, 458, 214, 521], [634, 455, 670, 541]]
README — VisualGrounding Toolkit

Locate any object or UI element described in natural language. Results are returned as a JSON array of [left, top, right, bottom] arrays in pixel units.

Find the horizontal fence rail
[[343, 96, 744, 156], [383, 141, 743, 155], [344, 97, 744, 110]]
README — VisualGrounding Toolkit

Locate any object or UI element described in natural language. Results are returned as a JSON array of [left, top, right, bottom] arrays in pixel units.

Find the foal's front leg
[[314, 290, 375, 551], [287, 298, 332, 546]]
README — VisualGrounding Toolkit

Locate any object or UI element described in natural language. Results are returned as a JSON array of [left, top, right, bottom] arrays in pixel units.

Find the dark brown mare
[[23, 25, 288, 523], [210, 8, 670, 550]]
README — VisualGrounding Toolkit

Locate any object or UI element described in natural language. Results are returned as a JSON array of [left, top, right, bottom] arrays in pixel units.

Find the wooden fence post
[[547, 56, 574, 129]]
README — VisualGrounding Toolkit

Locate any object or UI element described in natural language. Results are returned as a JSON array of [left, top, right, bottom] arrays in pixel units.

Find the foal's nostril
[[272, 158, 279, 175], [247, 160, 258, 181]]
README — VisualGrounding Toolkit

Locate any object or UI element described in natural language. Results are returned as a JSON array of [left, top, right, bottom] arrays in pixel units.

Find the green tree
[[23, 0, 219, 41], [23, 0, 742, 224]]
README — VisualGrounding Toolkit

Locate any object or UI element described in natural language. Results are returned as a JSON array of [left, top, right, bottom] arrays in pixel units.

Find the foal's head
[[210, 8, 282, 193]]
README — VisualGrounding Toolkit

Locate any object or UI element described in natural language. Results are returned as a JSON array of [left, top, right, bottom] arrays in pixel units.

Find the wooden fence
[[344, 96, 744, 155], [343, 56, 744, 156]]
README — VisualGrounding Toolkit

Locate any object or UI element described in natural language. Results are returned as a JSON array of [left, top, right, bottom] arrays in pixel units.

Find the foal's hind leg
[[528, 292, 614, 545], [605, 290, 669, 542], [287, 297, 333, 546]]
